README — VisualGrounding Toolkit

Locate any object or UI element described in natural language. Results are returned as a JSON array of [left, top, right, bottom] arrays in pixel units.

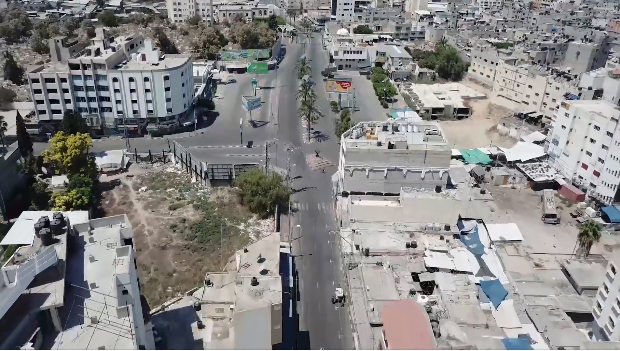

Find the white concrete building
[[548, 100, 620, 204], [593, 254, 620, 341], [471, 0, 503, 10], [28, 29, 193, 134], [0, 212, 155, 350], [332, 0, 371, 22]]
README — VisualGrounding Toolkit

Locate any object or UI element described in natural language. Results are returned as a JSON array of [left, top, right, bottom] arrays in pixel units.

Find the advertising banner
[[247, 62, 269, 74], [326, 78, 353, 93], [221, 49, 270, 61]]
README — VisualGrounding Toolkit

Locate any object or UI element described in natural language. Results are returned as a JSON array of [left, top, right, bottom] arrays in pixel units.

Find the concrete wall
[[343, 168, 448, 193], [344, 148, 451, 168]]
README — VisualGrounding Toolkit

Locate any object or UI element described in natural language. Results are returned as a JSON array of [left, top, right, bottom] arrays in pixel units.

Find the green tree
[[153, 26, 179, 54], [229, 21, 276, 49], [30, 181, 51, 210], [233, 168, 291, 218], [61, 110, 89, 135], [267, 15, 278, 30], [577, 220, 602, 258], [353, 25, 373, 34], [0, 5, 32, 44], [3, 52, 24, 85], [51, 187, 91, 211], [81, 20, 96, 38], [15, 111, 32, 158], [23, 152, 37, 181], [296, 56, 311, 79], [286, 8, 297, 24], [0, 115, 7, 148], [98, 10, 119, 27], [42, 132, 96, 178], [62, 17, 81, 37], [335, 109, 353, 140], [186, 14, 201, 26], [298, 96, 323, 138], [434, 45, 468, 81], [297, 80, 316, 103], [0, 87, 16, 104], [30, 21, 61, 54], [191, 26, 228, 60]]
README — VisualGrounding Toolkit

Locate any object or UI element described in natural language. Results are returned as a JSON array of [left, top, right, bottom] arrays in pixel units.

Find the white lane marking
[[317, 282, 319, 289], [332, 281, 335, 286], [317, 203, 320, 210]]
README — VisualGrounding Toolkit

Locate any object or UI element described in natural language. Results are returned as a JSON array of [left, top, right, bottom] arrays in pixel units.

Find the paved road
[[29, 32, 354, 349], [272, 34, 353, 350]]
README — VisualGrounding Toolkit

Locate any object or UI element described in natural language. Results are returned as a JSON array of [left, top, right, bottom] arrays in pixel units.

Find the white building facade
[[593, 255, 620, 341], [548, 100, 620, 204], [28, 30, 193, 133]]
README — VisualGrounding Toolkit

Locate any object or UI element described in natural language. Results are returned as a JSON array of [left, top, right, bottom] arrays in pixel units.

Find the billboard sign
[[326, 78, 353, 93], [242, 96, 262, 111], [221, 49, 270, 61], [247, 62, 269, 74]]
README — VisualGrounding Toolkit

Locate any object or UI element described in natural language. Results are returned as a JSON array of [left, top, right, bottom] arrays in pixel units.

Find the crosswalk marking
[[295, 202, 332, 212]]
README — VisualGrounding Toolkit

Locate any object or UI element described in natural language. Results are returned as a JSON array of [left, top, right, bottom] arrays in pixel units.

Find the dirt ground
[[439, 79, 517, 149], [99, 164, 273, 306]]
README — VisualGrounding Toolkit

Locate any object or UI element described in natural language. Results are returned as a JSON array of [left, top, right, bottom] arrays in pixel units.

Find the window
[[535, 93, 539, 96], [37, 110, 46, 115], [144, 77, 150, 82], [129, 77, 135, 83], [64, 99, 70, 104], [131, 100, 138, 104], [31, 78, 40, 83], [167, 108, 172, 113], [95, 74, 107, 81], [148, 109, 154, 114], [166, 98, 171, 102], [603, 145, 609, 151], [130, 89, 136, 93], [561, 125, 566, 130], [145, 89, 151, 93], [62, 88, 69, 93], [595, 125, 601, 131], [612, 264, 617, 275], [609, 132, 615, 138], [100, 96, 111, 102], [165, 87, 170, 92], [146, 100, 152, 103], [84, 75, 93, 81], [591, 138, 597, 144], [599, 158, 605, 164], [610, 317, 615, 329], [51, 109, 61, 114], [88, 97, 97, 102], [48, 89, 58, 94], [586, 151, 592, 157], [44, 78, 55, 83], [164, 75, 170, 81], [582, 163, 589, 170], [113, 77, 119, 83], [86, 86, 95, 91], [116, 100, 122, 104], [76, 97, 86, 102], [132, 110, 139, 114], [182, 83, 185, 87], [33, 89, 42, 94], [101, 107, 112, 112], [114, 89, 121, 93], [97, 85, 109, 91], [181, 72, 184, 77], [122, 289, 128, 295], [90, 108, 98, 113], [596, 301, 602, 311], [604, 283, 610, 294]]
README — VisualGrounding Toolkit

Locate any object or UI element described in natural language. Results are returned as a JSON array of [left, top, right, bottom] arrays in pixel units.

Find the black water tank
[[193, 301, 201, 311], [410, 241, 418, 249], [40, 228, 53, 246], [435, 185, 442, 193], [251, 277, 259, 286], [53, 212, 65, 226], [50, 219, 63, 235], [39, 216, 50, 228], [444, 224, 451, 231], [364, 248, 370, 257], [34, 221, 45, 238]]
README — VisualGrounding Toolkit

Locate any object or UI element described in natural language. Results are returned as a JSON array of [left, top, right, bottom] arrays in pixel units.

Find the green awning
[[459, 149, 492, 165]]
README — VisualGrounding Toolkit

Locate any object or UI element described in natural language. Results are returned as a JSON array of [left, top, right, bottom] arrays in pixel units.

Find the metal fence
[[171, 140, 211, 187]]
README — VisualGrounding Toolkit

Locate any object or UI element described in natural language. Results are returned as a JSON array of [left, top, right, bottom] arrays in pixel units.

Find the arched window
[[129, 77, 135, 82], [164, 75, 170, 81], [144, 77, 150, 82], [112, 77, 119, 83]]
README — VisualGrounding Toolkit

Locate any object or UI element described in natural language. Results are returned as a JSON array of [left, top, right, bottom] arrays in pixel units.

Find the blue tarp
[[601, 206, 620, 223], [480, 279, 508, 309], [459, 226, 486, 255], [501, 337, 533, 350], [565, 93, 580, 100]]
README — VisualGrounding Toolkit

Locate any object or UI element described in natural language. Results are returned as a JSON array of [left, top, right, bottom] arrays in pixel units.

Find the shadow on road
[[201, 110, 220, 129], [292, 186, 316, 194], [311, 130, 330, 143], [249, 120, 270, 128]]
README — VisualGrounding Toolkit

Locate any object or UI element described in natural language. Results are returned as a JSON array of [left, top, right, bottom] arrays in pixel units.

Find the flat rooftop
[[403, 83, 486, 109], [343, 120, 449, 150]]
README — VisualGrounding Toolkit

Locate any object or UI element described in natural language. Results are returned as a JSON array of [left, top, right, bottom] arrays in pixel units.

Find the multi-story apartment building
[[332, 0, 371, 22], [166, 0, 279, 24], [593, 254, 620, 341], [548, 100, 620, 204], [217, 3, 278, 21], [410, 10, 433, 41], [27, 29, 193, 134], [471, 0, 503, 10]]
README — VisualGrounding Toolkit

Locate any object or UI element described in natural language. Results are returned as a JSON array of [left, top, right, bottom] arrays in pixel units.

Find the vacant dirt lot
[[100, 165, 272, 306], [439, 79, 516, 149]]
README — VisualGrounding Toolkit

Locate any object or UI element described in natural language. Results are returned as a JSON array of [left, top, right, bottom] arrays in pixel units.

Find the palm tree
[[576, 220, 602, 258], [0, 115, 7, 149], [298, 97, 323, 139], [296, 57, 311, 79], [297, 80, 316, 102]]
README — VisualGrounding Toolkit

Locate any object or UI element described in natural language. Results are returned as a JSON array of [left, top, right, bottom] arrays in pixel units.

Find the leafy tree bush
[[0, 87, 16, 104], [353, 25, 373, 34], [153, 26, 179, 54], [62, 17, 81, 37], [191, 27, 228, 60], [30, 181, 51, 210], [186, 15, 201, 26], [228, 21, 276, 49], [15, 111, 32, 158], [82, 20, 96, 38], [42, 132, 97, 178], [98, 10, 119, 27], [61, 110, 89, 135], [30, 21, 61, 54], [0, 6, 32, 44], [335, 109, 352, 140], [233, 168, 291, 219], [3, 52, 24, 85], [406, 43, 469, 81], [51, 187, 91, 211]]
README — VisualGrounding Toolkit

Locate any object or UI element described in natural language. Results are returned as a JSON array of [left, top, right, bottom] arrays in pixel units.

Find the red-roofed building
[[381, 300, 436, 350]]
